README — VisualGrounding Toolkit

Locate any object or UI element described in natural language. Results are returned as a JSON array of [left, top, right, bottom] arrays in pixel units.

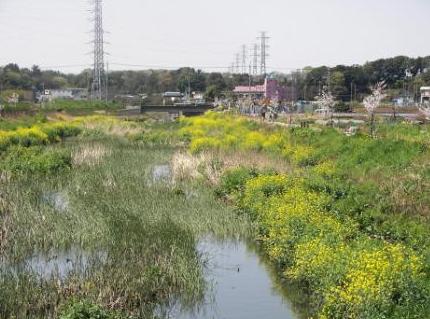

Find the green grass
[[0, 114, 47, 131], [175, 112, 430, 319], [42, 100, 121, 113], [0, 130, 251, 318]]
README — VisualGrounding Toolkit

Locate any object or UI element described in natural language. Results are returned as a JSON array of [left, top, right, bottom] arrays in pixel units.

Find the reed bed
[[0, 116, 251, 319]]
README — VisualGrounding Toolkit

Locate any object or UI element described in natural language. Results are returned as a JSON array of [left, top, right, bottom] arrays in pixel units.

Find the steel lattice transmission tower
[[90, 0, 106, 100], [241, 45, 247, 75], [257, 31, 269, 76], [252, 43, 259, 76], [235, 53, 241, 74]]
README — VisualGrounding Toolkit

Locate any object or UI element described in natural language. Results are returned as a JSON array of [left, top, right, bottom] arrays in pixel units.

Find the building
[[162, 92, 183, 105], [233, 77, 292, 101], [421, 87, 430, 105], [39, 88, 88, 102]]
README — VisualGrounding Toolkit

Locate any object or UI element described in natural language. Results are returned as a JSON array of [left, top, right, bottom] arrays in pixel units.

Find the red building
[[233, 77, 292, 101]]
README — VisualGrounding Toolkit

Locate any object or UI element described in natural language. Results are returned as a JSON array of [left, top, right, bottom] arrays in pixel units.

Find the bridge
[[117, 104, 215, 116]]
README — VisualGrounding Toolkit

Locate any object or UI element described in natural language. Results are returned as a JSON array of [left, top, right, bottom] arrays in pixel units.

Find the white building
[[40, 88, 88, 102]]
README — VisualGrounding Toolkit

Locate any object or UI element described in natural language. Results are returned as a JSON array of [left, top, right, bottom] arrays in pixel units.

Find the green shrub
[[131, 130, 177, 146], [59, 300, 127, 319], [40, 122, 81, 142], [0, 146, 71, 174], [0, 122, 81, 152], [215, 167, 258, 197]]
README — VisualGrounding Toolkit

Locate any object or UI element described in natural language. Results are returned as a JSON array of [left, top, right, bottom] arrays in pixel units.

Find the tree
[[363, 81, 386, 137], [329, 71, 347, 100], [315, 88, 335, 120]]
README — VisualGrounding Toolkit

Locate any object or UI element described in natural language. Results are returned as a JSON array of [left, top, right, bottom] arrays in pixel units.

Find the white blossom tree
[[363, 81, 386, 136], [315, 88, 335, 120]]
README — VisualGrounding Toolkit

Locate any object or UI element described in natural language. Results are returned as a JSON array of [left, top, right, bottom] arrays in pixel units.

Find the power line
[[38, 64, 92, 69], [22, 61, 304, 73]]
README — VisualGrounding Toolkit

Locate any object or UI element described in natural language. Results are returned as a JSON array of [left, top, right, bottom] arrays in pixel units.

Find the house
[[233, 77, 292, 101], [421, 87, 430, 105]]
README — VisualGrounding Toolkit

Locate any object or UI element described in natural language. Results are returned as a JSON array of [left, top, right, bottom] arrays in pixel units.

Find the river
[[164, 238, 306, 319]]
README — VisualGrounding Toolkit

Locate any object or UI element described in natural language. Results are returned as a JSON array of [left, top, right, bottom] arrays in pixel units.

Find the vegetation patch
[[0, 146, 71, 174], [178, 112, 430, 319]]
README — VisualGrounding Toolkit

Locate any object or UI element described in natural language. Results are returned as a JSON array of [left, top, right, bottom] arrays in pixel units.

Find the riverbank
[[174, 112, 430, 319]]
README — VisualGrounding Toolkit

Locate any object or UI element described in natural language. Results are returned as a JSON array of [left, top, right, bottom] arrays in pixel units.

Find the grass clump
[[0, 146, 71, 174], [0, 121, 81, 151], [59, 300, 132, 319]]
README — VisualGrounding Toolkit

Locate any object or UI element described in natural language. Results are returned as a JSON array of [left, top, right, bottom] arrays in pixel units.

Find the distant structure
[[235, 53, 241, 74], [241, 45, 247, 74], [230, 32, 269, 76], [39, 89, 88, 102], [421, 87, 430, 105], [90, 0, 106, 100], [257, 31, 269, 76], [162, 92, 184, 105], [233, 77, 292, 101], [252, 43, 259, 76]]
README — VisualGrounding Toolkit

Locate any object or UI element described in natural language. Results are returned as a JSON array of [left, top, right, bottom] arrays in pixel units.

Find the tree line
[[1, 55, 430, 102]]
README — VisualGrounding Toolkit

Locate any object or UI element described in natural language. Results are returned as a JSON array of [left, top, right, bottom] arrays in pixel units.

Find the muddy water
[[168, 239, 306, 319]]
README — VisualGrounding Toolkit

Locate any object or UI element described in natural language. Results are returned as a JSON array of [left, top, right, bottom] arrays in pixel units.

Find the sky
[[0, 0, 429, 74]]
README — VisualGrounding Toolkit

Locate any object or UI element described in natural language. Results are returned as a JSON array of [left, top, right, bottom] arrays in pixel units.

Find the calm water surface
[[169, 239, 305, 319]]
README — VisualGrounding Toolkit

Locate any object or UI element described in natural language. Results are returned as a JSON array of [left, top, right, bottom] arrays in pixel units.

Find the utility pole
[[354, 84, 357, 102], [257, 31, 269, 76], [350, 81, 353, 112], [90, 0, 106, 100], [241, 45, 247, 75]]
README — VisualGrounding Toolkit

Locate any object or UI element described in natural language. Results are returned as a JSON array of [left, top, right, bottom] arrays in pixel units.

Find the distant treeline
[[1, 55, 430, 101]]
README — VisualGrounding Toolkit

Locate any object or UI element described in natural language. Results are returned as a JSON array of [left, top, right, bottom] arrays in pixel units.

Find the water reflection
[[3, 248, 107, 281], [164, 238, 308, 319], [41, 192, 69, 212], [152, 165, 172, 183]]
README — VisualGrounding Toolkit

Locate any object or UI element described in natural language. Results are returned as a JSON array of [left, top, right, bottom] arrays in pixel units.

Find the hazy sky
[[1, 0, 429, 73]]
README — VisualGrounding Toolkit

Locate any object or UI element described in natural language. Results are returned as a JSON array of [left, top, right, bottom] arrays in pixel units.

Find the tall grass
[[0, 127, 251, 318]]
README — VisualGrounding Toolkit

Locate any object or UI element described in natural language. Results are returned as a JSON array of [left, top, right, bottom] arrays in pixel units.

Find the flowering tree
[[315, 88, 335, 120], [363, 81, 386, 136]]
